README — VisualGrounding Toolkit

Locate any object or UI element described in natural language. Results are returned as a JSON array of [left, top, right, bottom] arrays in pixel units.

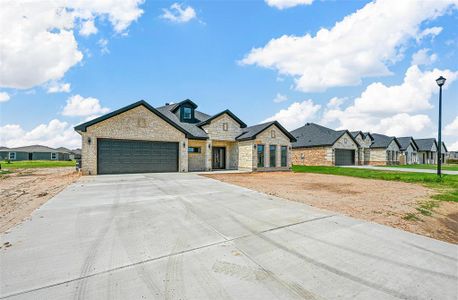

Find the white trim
[[51, 152, 58, 160], [8, 152, 16, 160]]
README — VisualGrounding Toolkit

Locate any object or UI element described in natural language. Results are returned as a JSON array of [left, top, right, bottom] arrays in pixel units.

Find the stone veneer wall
[[79, 105, 187, 175], [251, 124, 292, 171], [238, 140, 255, 171], [201, 114, 243, 141], [188, 139, 207, 171], [368, 140, 400, 166], [291, 147, 333, 166]]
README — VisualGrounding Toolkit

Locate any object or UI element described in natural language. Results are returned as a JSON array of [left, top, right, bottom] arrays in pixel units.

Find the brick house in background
[[351, 131, 373, 165], [367, 134, 401, 166], [291, 123, 359, 166], [74, 99, 296, 175], [397, 137, 419, 165], [416, 138, 438, 164]]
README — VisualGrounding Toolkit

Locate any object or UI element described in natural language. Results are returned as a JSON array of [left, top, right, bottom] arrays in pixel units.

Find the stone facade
[[79, 105, 187, 175], [248, 125, 292, 171], [188, 139, 207, 171], [354, 133, 372, 165], [291, 147, 333, 166], [238, 140, 255, 171], [201, 114, 243, 141], [368, 140, 400, 166]]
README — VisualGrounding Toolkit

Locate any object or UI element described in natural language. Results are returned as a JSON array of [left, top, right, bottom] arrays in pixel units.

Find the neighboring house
[[397, 137, 419, 165], [351, 131, 373, 165], [368, 134, 401, 166], [440, 142, 448, 164], [416, 138, 438, 164], [55, 147, 82, 160], [74, 99, 296, 175], [291, 123, 360, 166], [72, 149, 82, 160], [447, 151, 458, 160], [0, 145, 70, 161]]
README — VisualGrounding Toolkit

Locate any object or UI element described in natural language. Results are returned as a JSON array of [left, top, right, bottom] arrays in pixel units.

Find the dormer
[[171, 99, 198, 123]]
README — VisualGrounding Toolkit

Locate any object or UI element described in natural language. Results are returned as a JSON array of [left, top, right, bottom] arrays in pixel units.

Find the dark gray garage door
[[97, 139, 179, 174], [335, 149, 355, 166]]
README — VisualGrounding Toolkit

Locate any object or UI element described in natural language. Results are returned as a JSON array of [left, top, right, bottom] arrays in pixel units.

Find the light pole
[[435, 76, 446, 177]]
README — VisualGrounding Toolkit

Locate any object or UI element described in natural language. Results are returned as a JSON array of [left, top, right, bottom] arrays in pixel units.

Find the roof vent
[[165, 102, 170, 106]]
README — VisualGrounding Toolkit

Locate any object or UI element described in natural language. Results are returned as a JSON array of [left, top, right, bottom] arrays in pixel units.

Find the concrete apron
[[0, 173, 457, 300]]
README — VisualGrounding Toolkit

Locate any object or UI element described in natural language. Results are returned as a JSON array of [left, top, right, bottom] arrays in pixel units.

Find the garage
[[335, 149, 355, 166], [97, 139, 179, 174]]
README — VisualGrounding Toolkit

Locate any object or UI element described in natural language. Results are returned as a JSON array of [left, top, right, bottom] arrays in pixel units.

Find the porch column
[[205, 140, 212, 171]]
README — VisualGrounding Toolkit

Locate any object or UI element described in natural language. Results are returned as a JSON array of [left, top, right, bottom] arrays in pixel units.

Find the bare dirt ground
[[205, 172, 458, 244], [0, 167, 80, 234]]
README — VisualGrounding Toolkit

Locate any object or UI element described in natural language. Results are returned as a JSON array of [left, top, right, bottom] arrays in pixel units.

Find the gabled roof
[[291, 123, 358, 148], [56, 147, 72, 153], [4, 145, 63, 153], [370, 133, 401, 149], [169, 99, 198, 113], [74, 100, 193, 137], [441, 142, 448, 153], [397, 137, 419, 151], [197, 110, 247, 128], [350, 131, 364, 139], [236, 121, 296, 142], [0, 146, 9, 151], [415, 138, 438, 152]]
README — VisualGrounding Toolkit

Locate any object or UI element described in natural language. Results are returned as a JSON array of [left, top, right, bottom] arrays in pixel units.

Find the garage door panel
[[335, 149, 355, 166], [97, 139, 178, 174]]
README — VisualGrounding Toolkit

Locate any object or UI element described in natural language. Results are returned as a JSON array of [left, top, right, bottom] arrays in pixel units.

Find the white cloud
[[0, 92, 10, 102], [79, 19, 98, 36], [411, 48, 437, 66], [47, 82, 71, 93], [444, 117, 458, 136], [265, 0, 314, 10], [161, 3, 196, 23], [322, 65, 457, 136], [0, 0, 144, 90], [326, 97, 345, 109], [273, 93, 288, 103], [241, 0, 458, 92], [98, 38, 110, 55], [417, 26, 443, 42], [0, 120, 81, 149], [263, 100, 321, 130], [62, 95, 110, 117]]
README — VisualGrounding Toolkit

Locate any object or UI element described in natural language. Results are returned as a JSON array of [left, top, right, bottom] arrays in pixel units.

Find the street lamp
[[435, 76, 446, 176]]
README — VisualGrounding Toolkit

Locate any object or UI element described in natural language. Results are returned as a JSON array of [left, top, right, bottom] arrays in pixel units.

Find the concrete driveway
[[1, 173, 457, 300]]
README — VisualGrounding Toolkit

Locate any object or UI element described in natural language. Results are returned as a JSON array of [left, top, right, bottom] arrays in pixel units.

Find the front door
[[212, 147, 226, 169]]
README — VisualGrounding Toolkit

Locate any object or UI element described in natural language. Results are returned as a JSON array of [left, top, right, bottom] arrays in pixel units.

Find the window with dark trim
[[257, 144, 265, 167], [269, 145, 276, 167], [183, 107, 192, 120], [9, 152, 16, 160], [188, 147, 201, 153], [51, 152, 57, 160], [281, 146, 287, 167]]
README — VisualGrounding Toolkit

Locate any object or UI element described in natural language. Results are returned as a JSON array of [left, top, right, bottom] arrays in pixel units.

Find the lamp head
[[436, 76, 446, 87]]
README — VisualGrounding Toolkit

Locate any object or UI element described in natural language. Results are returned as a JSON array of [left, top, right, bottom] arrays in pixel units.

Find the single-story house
[[416, 138, 438, 164], [291, 123, 360, 166], [74, 99, 296, 175], [368, 134, 401, 166], [351, 131, 373, 165], [397, 137, 419, 165], [440, 142, 448, 164], [55, 147, 81, 160], [447, 151, 458, 160], [0, 145, 70, 161]]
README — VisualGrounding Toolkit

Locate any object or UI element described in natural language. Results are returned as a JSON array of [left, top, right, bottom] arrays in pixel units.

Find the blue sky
[[0, 0, 457, 149]]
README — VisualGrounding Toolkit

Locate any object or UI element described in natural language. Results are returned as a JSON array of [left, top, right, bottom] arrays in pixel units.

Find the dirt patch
[[0, 167, 80, 234], [204, 172, 458, 244]]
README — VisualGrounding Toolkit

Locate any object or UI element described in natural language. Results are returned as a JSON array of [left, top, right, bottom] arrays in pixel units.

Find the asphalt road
[[1, 173, 457, 299]]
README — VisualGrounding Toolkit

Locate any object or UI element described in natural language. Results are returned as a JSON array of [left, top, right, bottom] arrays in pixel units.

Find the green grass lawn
[[385, 164, 458, 171], [0, 160, 76, 170], [292, 165, 458, 203]]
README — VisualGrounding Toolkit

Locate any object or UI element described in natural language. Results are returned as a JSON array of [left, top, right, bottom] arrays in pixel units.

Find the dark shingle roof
[[236, 121, 296, 142], [196, 110, 247, 128], [370, 133, 400, 149], [291, 123, 357, 148], [4, 145, 63, 153], [415, 138, 437, 151], [397, 137, 418, 151], [155, 104, 210, 139]]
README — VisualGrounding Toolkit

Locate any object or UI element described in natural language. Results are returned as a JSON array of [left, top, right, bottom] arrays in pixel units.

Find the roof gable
[[197, 110, 247, 128], [74, 100, 191, 137], [370, 133, 401, 149], [292, 123, 359, 148], [415, 138, 437, 151], [236, 121, 296, 142]]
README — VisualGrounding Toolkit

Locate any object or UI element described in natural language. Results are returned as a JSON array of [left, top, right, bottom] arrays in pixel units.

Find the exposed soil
[[205, 172, 458, 244], [0, 167, 80, 234]]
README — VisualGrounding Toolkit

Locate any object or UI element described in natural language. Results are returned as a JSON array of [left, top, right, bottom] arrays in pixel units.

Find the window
[[270, 145, 276, 167], [51, 152, 57, 160], [8, 152, 16, 160], [183, 107, 192, 120], [257, 144, 265, 167], [281, 146, 287, 167], [188, 147, 201, 153], [271, 130, 276, 138], [222, 122, 228, 131]]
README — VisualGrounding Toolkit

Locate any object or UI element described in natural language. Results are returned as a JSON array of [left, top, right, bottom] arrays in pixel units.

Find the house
[[440, 142, 448, 164], [0, 145, 70, 161], [416, 138, 438, 164], [74, 99, 296, 175], [447, 151, 458, 160], [351, 131, 373, 165], [368, 134, 401, 165], [55, 147, 81, 160], [291, 123, 359, 166], [397, 137, 419, 165]]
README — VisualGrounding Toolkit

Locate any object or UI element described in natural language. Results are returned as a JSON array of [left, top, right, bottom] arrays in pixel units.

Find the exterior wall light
[[87, 137, 91, 144]]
